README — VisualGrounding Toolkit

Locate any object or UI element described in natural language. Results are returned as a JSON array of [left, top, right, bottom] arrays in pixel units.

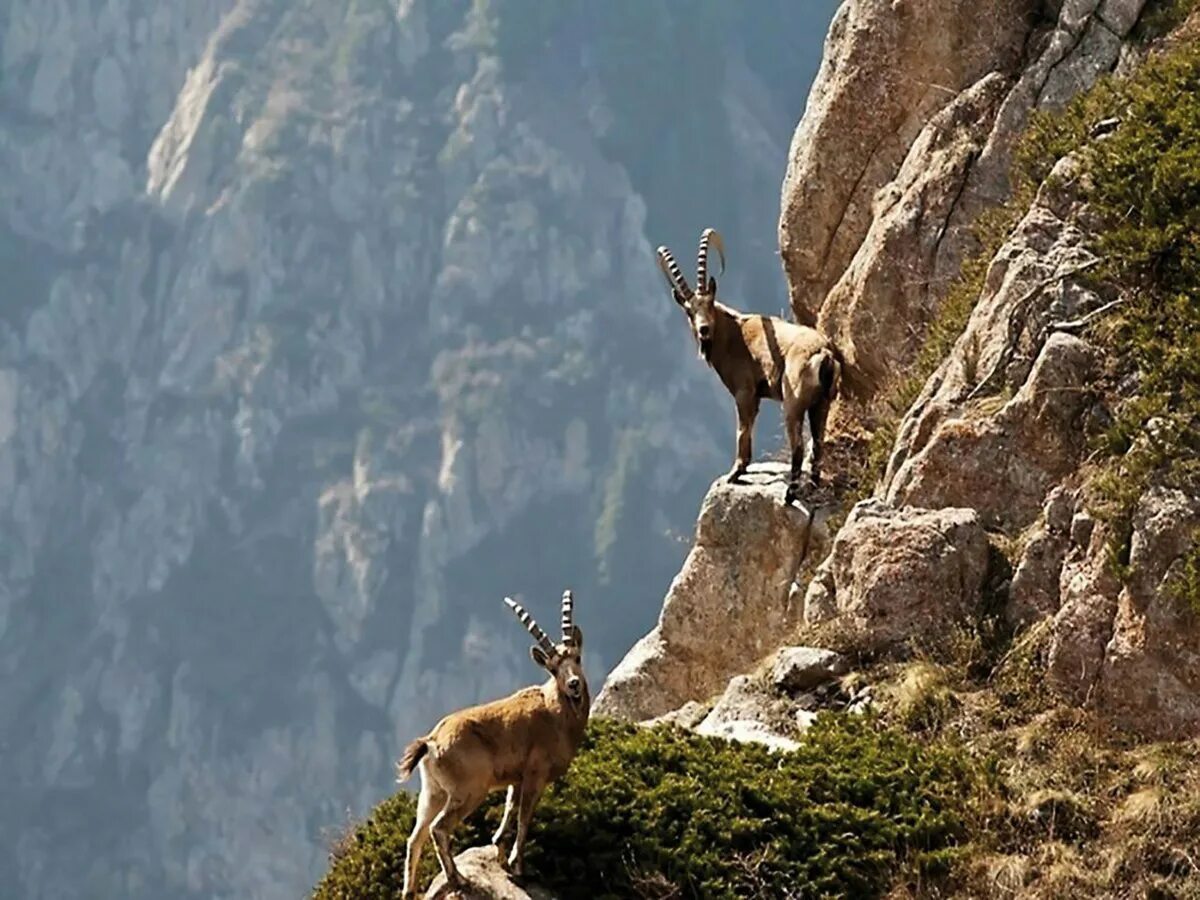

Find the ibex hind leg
[[807, 395, 831, 490], [783, 401, 808, 506], [401, 778, 445, 899], [430, 789, 486, 891]]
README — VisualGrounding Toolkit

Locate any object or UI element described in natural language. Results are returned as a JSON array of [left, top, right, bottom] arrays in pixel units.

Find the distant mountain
[[0, 1, 837, 896]]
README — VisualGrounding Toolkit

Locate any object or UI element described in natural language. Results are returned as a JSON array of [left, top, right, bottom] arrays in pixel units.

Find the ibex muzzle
[[657, 228, 843, 503], [396, 590, 589, 898]]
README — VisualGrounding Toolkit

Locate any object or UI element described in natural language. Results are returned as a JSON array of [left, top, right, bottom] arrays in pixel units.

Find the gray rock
[[643, 701, 710, 731], [771, 646, 849, 693], [424, 847, 557, 900], [804, 500, 990, 652], [695, 675, 802, 753]]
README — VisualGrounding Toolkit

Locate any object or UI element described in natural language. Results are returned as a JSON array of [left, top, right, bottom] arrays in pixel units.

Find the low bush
[[313, 716, 986, 900]]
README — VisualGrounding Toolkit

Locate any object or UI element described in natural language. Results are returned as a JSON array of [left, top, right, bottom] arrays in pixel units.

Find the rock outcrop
[[779, 0, 1036, 326], [595, 463, 832, 722], [803, 501, 991, 652], [882, 155, 1105, 531], [780, 0, 1149, 390], [603, 0, 1200, 748], [1047, 489, 1200, 737]]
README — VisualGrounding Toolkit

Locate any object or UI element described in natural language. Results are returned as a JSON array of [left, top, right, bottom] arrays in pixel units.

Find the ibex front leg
[[727, 392, 759, 484], [491, 784, 517, 859], [506, 777, 546, 877]]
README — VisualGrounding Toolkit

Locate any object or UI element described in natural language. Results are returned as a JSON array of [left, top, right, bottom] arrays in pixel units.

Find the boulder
[[642, 701, 710, 731], [694, 675, 803, 753], [803, 500, 990, 652], [771, 646, 849, 693], [424, 847, 556, 900]]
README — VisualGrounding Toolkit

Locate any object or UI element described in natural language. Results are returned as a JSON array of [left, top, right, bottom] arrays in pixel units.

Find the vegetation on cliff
[[850, 8, 1199, 610], [314, 717, 985, 899], [1016, 19, 1200, 607]]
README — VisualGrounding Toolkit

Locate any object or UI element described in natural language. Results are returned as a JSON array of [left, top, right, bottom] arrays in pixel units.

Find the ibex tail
[[827, 343, 869, 401], [396, 738, 428, 782]]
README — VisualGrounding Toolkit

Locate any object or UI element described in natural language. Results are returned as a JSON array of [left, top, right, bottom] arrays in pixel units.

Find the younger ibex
[[657, 229, 843, 503], [397, 590, 589, 898]]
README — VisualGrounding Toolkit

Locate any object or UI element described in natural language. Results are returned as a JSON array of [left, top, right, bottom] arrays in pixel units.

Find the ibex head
[[504, 591, 585, 703], [657, 228, 726, 361]]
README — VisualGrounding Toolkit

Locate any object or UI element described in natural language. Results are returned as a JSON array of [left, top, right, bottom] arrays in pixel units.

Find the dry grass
[[854, 633, 1200, 898]]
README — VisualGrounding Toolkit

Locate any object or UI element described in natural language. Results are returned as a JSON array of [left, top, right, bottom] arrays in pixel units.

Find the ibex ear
[[568, 625, 583, 651], [671, 288, 690, 310], [708, 277, 717, 295], [530, 645, 553, 669]]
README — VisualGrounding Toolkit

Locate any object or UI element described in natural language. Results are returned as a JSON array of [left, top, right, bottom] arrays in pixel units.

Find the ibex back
[[657, 229, 842, 503], [396, 590, 589, 898]]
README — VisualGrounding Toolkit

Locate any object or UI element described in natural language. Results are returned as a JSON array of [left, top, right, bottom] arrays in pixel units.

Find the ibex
[[657, 229, 843, 504], [397, 590, 589, 898]]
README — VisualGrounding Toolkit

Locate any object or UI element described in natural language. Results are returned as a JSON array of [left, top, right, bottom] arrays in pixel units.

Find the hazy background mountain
[[0, 1, 838, 896]]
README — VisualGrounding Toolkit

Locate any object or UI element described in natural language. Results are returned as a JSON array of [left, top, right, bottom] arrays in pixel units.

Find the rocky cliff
[[603, 0, 1200, 776], [0, 2, 838, 897]]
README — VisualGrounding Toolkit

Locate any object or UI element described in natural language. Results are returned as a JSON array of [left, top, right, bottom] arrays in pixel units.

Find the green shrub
[[1133, 0, 1200, 43], [313, 717, 986, 900]]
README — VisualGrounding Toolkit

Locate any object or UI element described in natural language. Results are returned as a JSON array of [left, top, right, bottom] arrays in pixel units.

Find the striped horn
[[656, 246, 693, 303], [560, 589, 575, 643], [504, 597, 555, 654], [696, 228, 726, 294]]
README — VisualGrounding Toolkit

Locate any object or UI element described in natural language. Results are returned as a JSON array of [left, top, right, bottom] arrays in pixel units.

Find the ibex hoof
[[726, 468, 746, 484]]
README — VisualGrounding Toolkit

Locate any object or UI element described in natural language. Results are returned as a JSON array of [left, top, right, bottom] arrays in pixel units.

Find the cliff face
[[0, 2, 837, 897], [605, 0, 1200, 742], [780, 0, 1148, 391]]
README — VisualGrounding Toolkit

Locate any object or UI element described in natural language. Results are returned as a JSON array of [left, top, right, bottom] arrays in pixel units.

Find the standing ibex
[[657, 229, 843, 504], [397, 590, 589, 898]]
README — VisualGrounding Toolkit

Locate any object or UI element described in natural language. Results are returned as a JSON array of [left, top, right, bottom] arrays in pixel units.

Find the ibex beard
[[657, 228, 843, 504], [396, 591, 589, 898]]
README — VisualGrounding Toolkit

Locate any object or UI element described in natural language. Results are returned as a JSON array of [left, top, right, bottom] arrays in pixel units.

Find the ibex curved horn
[[656, 246, 693, 303], [696, 228, 726, 294], [560, 589, 575, 644], [504, 597, 555, 654]]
